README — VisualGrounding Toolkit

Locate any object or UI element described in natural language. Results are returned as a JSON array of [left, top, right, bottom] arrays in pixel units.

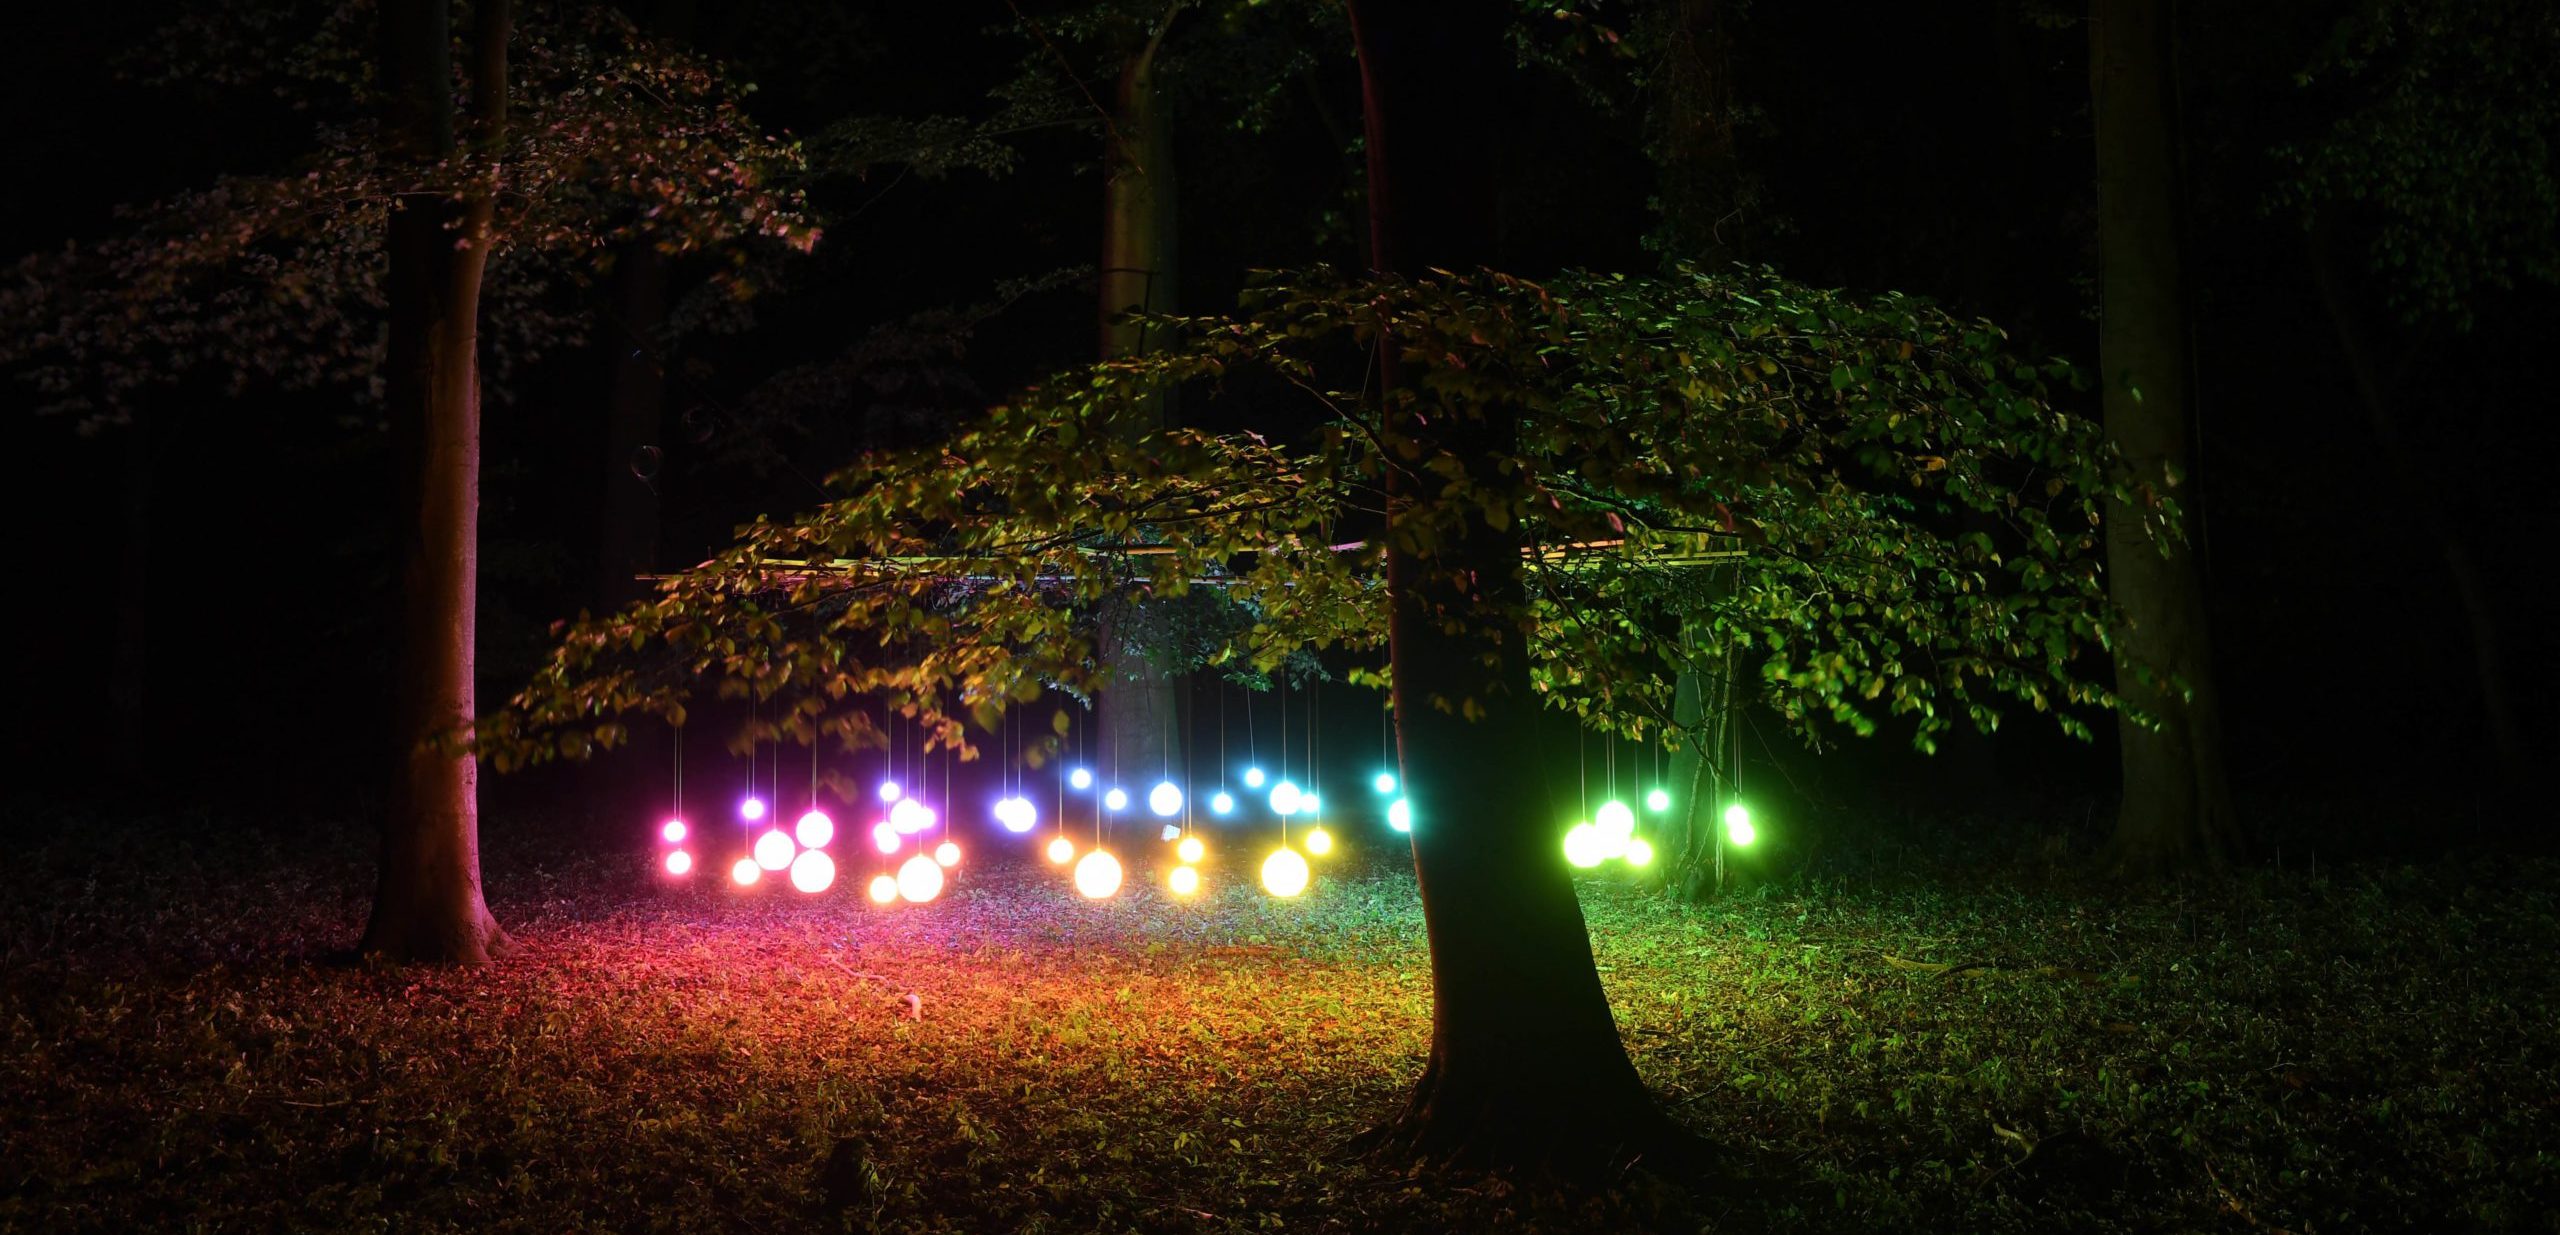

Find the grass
[[2, 804, 2555, 1234]]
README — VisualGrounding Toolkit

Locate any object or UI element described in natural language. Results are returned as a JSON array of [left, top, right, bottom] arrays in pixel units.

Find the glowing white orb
[[1563, 823, 1605, 868], [934, 840, 961, 868], [872, 822, 901, 853], [731, 857, 761, 886], [788, 849, 835, 893], [877, 780, 902, 804], [1373, 772, 1397, 794], [1268, 780, 1303, 816], [1388, 798, 1412, 833], [1626, 837, 1656, 867], [1305, 826, 1333, 856], [1103, 788, 1129, 812], [897, 853, 944, 903], [664, 849, 692, 876], [995, 796, 1038, 833], [1210, 791, 1235, 815], [889, 798, 934, 834], [1723, 803, 1756, 847], [1302, 791, 1322, 816], [1046, 836, 1075, 864], [739, 796, 767, 822], [867, 874, 897, 904], [660, 818, 687, 844], [753, 829, 795, 871], [1646, 788, 1672, 813], [1242, 766, 1265, 789], [1176, 835, 1205, 864], [1148, 781, 1183, 817], [1073, 849, 1123, 899], [1168, 865, 1200, 896], [1596, 800, 1637, 840], [794, 809, 835, 850], [1069, 767, 1094, 790], [1260, 847, 1310, 897]]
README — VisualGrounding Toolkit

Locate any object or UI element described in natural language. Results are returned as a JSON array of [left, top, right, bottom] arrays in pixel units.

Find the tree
[[2089, 0, 2235, 874]]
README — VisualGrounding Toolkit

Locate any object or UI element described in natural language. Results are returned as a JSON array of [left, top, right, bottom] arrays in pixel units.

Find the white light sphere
[[1301, 791, 1323, 816], [788, 849, 835, 894], [1242, 766, 1265, 789], [1595, 800, 1637, 840], [1046, 836, 1075, 864], [1210, 791, 1235, 815], [1176, 835, 1205, 864], [660, 818, 687, 844], [872, 822, 901, 854], [753, 829, 796, 871], [867, 874, 898, 904], [1148, 781, 1183, 817], [1373, 772, 1397, 794], [1646, 788, 1672, 813], [1069, 767, 1094, 790], [896, 853, 945, 903], [794, 809, 835, 850], [739, 796, 767, 822], [934, 840, 961, 868], [996, 796, 1038, 834], [1103, 787, 1129, 812], [1387, 798, 1412, 833], [889, 798, 934, 834], [731, 857, 762, 886], [1168, 865, 1201, 896], [1268, 780, 1302, 817], [664, 849, 693, 876], [1562, 822, 1605, 868], [1626, 837, 1657, 867], [1073, 849, 1123, 899], [1260, 847, 1310, 897], [877, 780, 902, 804], [1305, 826, 1334, 856]]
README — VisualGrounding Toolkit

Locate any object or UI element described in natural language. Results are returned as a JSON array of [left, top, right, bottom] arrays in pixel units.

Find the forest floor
[[1, 804, 2554, 1234]]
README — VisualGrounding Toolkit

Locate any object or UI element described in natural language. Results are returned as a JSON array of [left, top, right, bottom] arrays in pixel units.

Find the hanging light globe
[[1103, 787, 1129, 812], [1073, 849, 1123, 899], [753, 829, 796, 871], [660, 818, 687, 844], [1046, 836, 1075, 864], [872, 822, 901, 853], [794, 809, 835, 850], [788, 849, 835, 894], [731, 857, 762, 886], [1595, 799, 1637, 840], [996, 796, 1038, 833], [1301, 791, 1323, 816], [1210, 791, 1235, 816], [889, 798, 934, 834], [1176, 835, 1205, 864], [1722, 802, 1756, 846], [934, 841, 962, 868], [1373, 772, 1397, 794], [1168, 865, 1201, 897], [1626, 837, 1656, 867], [1268, 780, 1302, 816], [738, 796, 767, 822], [664, 850, 693, 876], [867, 874, 898, 904], [1260, 847, 1310, 897], [896, 853, 944, 903], [1148, 781, 1183, 817], [1387, 798, 1412, 833], [876, 780, 902, 804], [1242, 766, 1266, 789], [1646, 788, 1672, 813], [1562, 822, 1606, 868], [1069, 767, 1094, 790], [1305, 826, 1334, 856]]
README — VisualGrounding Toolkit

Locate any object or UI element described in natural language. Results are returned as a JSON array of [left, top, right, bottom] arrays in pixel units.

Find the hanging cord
[[671, 716, 683, 823]]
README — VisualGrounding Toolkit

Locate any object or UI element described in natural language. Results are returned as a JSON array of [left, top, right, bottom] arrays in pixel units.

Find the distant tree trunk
[[596, 245, 666, 608], [2089, 0, 2236, 875], [1097, 16, 1184, 791], [1665, 623, 1733, 901], [1348, 0, 1672, 1173], [362, 0, 511, 963]]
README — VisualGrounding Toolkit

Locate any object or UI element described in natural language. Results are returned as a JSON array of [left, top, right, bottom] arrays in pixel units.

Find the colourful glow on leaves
[[660, 818, 687, 843], [1646, 788, 1672, 813], [1626, 837, 1656, 867], [867, 874, 897, 904], [1176, 835, 1205, 864], [897, 854, 944, 903], [1388, 798, 1412, 832], [1074, 849, 1122, 899], [1242, 767, 1265, 789], [1168, 865, 1200, 896], [1260, 847, 1310, 897], [1268, 780, 1302, 816], [731, 857, 762, 886], [1046, 836, 1074, 864], [876, 781, 902, 803], [1373, 772, 1397, 794], [739, 797, 767, 822], [1210, 791, 1235, 815], [1148, 781, 1183, 817], [1305, 826, 1333, 856], [1563, 823, 1605, 868], [794, 809, 835, 850], [753, 829, 795, 871], [934, 841, 961, 868], [664, 849, 692, 876], [1069, 767, 1093, 790], [1103, 787, 1129, 812], [788, 849, 835, 893]]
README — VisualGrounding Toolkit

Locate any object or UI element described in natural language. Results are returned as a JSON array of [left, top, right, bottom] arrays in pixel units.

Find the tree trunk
[[361, 0, 511, 963], [1348, 0, 1672, 1174], [1097, 20, 1185, 792], [2090, 0, 2236, 876]]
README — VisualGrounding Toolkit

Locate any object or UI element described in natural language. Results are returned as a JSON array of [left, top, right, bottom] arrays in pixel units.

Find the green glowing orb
[[1596, 799, 1636, 837], [1563, 822, 1605, 868], [1626, 837, 1655, 867], [1645, 788, 1671, 813]]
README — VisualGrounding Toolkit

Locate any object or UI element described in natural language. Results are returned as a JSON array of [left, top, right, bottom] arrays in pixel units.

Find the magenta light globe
[[660, 818, 687, 844], [664, 850, 693, 876], [788, 849, 836, 894], [738, 796, 767, 822], [794, 809, 835, 850], [753, 829, 796, 872]]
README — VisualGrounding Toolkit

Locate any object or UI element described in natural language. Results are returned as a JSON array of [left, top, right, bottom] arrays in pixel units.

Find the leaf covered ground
[[1, 806, 2553, 1234]]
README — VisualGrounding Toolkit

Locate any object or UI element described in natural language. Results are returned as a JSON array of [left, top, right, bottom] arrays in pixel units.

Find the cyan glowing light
[[1148, 781, 1183, 817], [1563, 822, 1605, 868], [889, 798, 934, 834], [1069, 767, 1094, 790], [1260, 846, 1310, 897], [1210, 791, 1236, 815], [753, 829, 796, 871], [1073, 849, 1123, 899], [664, 849, 692, 876], [1305, 826, 1334, 856], [1646, 788, 1672, 813], [788, 849, 835, 894], [897, 853, 944, 903], [1242, 766, 1266, 789], [872, 822, 901, 854], [876, 780, 902, 804], [994, 795, 1038, 833], [934, 840, 961, 868], [1176, 835, 1205, 864], [1301, 791, 1323, 816], [660, 818, 687, 844], [1268, 780, 1303, 816], [1373, 772, 1397, 794], [1388, 798, 1412, 832], [731, 857, 762, 886], [739, 796, 767, 822], [867, 873, 898, 904], [1160, 823, 1182, 842], [1103, 787, 1129, 812], [1626, 837, 1656, 867], [1168, 865, 1201, 896], [794, 809, 835, 850], [1046, 836, 1075, 864]]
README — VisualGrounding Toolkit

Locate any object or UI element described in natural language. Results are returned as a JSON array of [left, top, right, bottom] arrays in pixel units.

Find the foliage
[[2274, 0, 2560, 328], [0, 0, 815, 426], [5, 807, 2553, 1234], [491, 264, 2157, 769]]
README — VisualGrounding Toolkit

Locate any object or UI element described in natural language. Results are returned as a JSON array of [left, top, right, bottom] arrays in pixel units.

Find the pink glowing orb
[[788, 849, 836, 894], [739, 796, 767, 822], [896, 853, 945, 903], [794, 809, 836, 850], [877, 780, 902, 803], [731, 857, 762, 886], [752, 829, 795, 871], [1045, 836, 1074, 864], [660, 818, 687, 844], [664, 849, 693, 876], [934, 840, 961, 868], [867, 874, 898, 904], [889, 798, 934, 834], [872, 822, 902, 853]]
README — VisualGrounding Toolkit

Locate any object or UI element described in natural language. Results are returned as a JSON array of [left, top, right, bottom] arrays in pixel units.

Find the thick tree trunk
[[2089, 0, 2236, 876], [1097, 22, 1184, 791], [361, 0, 510, 963], [1348, 0, 1671, 1174]]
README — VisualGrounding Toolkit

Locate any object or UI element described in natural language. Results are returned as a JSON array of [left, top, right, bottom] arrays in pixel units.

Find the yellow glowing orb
[[867, 873, 898, 904], [934, 840, 961, 868], [752, 829, 795, 871], [896, 853, 945, 903], [1175, 835, 1205, 864], [1626, 837, 1656, 867], [1046, 836, 1075, 864], [1074, 849, 1123, 899], [731, 857, 762, 886], [1563, 822, 1605, 868], [1168, 865, 1201, 896], [788, 849, 835, 894], [1305, 826, 1334, 856], [1261, 846, 1310, 897]]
